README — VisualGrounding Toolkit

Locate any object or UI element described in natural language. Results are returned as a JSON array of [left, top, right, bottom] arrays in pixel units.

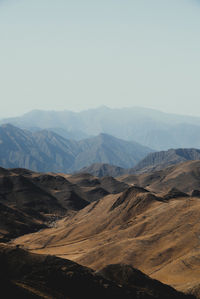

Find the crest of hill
[[132, 148, 200, 174], [14, 181, 200, 297], [14, 186, 162, 256], [99, 176, 129, 194], [66, 173, 101, 187], [0, 169, 67, 241], [67, 172, 129, 195], [0, 167, 87, 240], [0, 124, 151, 172], [120, 160, 200, 194], [77, 163, 127, 177], [0, 166, 130, 241], [97, 264, 194, 299], [74, 133, 152, 170], [30, 174, 89, 211], [0, 173, 66, 216], [0, 244, 194, 299], [76, 148, 200, 178], [0, 124, 77, 172]]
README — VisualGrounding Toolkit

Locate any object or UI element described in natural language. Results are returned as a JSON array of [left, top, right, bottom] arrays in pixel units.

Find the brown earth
[[13, 185, 200, 297], [130, 148, 200, 175], [0, 167, 127, 241], [1, 243, 193, 299], [119, 160, 200, 195], [3, 162, 200, 297]]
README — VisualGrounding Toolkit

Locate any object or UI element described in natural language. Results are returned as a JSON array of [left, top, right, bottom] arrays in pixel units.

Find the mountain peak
[[110, 186, 149, 211], [0, 124, 151, 172], [98, 132, 113, 139], [133, 148, 200, 174], [1, 123, 19, 129]]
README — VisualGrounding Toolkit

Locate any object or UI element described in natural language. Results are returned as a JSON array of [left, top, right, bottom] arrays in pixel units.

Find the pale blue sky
[[0, 0, 200, 117]]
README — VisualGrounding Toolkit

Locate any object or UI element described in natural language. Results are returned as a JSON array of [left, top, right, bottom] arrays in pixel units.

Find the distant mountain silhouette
[[132, 148, 200, 174], [0, 124, 151, 172], [0, 124, 78, 172], [44, 127, 90, 140], [2, 106, 200, 149], [74, 133, 151, 170], [77, 148, 200, 177]]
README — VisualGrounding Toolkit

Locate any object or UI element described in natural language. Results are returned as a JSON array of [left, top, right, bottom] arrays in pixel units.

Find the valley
[[1, 112, 200, 298], [0, 159, 200, 297], [2, 0, 200, 296]]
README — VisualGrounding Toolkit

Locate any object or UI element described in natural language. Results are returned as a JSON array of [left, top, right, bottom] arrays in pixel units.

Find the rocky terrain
[[13, 181, 200, 297], [120, 160, 200, 194], [1, 160, 200, 297]]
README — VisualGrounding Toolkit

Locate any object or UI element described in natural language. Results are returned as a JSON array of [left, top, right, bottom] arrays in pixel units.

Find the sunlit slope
[[14, 186, 200, 295], [120, 160, 200, 194]]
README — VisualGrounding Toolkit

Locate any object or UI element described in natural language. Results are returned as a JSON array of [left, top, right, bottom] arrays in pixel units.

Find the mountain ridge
[[2, 106, 200, 149], [131, 148, 200, 174], [0, 166, 129, 241], [78, 163, 126, 177], [0, 124, 152, 172], [120, 160, 200, 194], [14, 181, 200, 297]]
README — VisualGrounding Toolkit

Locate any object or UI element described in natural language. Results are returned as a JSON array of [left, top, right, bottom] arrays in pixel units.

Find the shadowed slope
[[0, 173, 65, 218], [0, 244, 194, 299], [120, 160, 200, 194], [98, 264, 194, 299], [14, 186, 200, 296], [0, 167, 130, 241], [0, 203, 46, 242], [67, 172, 129, 201], [78, 163, 127, 177], [131, 148, 200, 174], [30, 174, 89, 210]]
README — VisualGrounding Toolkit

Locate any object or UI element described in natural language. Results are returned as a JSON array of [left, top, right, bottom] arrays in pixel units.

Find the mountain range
[[78, 163, 126, 177], [2, 106, 200, 149], [2, 107, 200, 298], [120, 160, 200, 194], [0, 166, 130, 242], [0, 124, 151, 172], [2, 160, 200, 297], [130, 148, 200, 174], [78, 148, 200, 177], [3, 123, 200, 177], [14, 163, 200, 297]]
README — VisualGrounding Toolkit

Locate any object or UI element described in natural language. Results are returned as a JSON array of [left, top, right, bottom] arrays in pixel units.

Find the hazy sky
[[0, 0, 200, 117]]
